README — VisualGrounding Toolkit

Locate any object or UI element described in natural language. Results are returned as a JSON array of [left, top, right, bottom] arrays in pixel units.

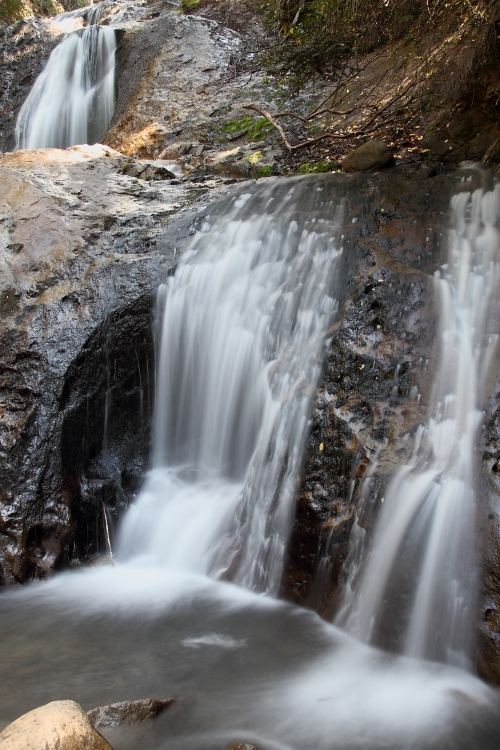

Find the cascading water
[[1, 175, 500, 750], [118, 179, 343, 594], [15, 5, 115, 150], [337, 179, 500, 670]]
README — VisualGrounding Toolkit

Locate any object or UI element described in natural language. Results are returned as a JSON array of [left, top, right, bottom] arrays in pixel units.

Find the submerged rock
[[341, 139, 394, 172], [0, 700, 112, 750], [87, 698, 176, 729]]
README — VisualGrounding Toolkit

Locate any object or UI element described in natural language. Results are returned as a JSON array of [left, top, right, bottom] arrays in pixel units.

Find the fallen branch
[[242, 104, 293, 150]]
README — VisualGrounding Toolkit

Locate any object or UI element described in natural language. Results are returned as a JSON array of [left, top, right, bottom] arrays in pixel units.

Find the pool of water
[[0, 565, 499, 750]]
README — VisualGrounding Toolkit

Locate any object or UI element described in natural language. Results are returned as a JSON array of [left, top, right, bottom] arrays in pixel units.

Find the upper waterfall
[[15, 8, 115, 150], [118, 177, 343, 594]]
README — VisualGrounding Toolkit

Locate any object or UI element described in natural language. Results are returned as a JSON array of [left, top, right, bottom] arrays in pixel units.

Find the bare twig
[[102, 503, 115, 566], [292, 0, 305, 26]]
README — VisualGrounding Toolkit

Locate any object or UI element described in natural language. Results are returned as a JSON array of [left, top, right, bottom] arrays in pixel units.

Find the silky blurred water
[[1, 175, 500, 749], [15, 8, 115, 150], [0, 566, 499, 750], [338, 183, 500, 669]]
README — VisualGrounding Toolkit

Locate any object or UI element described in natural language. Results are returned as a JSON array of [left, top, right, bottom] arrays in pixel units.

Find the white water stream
[[0, 175, 500, 749], [15, 5, 115, 150], [119, 180, 343, 594], [337, 181, 500, 669]]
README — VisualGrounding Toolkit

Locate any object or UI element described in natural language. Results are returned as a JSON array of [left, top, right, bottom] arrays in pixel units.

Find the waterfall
[[118, 178, 343, 594], [337, 180, 500, 669], [15, 9, 115, 150]]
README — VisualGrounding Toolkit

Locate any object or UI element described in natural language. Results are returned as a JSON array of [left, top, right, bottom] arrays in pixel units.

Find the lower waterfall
[[1, 176, 500, 750], [118, 179, 343, 594], [15, 16, 115, 150]]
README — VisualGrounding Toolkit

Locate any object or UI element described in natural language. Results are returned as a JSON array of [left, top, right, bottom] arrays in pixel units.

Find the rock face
[[103, 4, 282, 176], [341, 140, 394, 172], [282, 167, 454, 617], [0, 700, 112, 750], [0, 144, 224, 585], [281, 165, 500, 680], [87, 698, 176, 729]]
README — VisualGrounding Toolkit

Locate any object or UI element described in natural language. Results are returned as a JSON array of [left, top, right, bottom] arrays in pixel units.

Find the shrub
[[296, 161, 339, 174], [257, 165, 275, 177], [179, 0, 200, 13], [259, 0, 496, 94], [0, 0, 24, 24]]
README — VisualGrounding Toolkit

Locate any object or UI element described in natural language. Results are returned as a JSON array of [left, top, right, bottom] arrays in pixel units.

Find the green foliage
[[245, 150, 264, 164], [224, 116, 254, 134], [295, 161, 339, 174], [257, 165, 275, 177], [0, 0, 65, 24], [224, 116, 273, 142], [258, 0, 429, 92], [0, 0, 24, 24], [179, 0, 200, 13]]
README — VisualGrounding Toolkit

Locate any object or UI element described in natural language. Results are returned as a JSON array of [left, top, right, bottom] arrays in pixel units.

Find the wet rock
[[0, 700, 113, 750], [478, 340, 500, 686], [87, 698, 176, 729], [124, 162, 176, 180], [341, 140, 394, 172], [0, 144, 226, 586], [283, 168, 457, 619]]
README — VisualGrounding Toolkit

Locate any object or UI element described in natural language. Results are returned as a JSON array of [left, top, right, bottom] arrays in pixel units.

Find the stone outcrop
[[87, 698, 176, 729], [103, 3, 283, 177], [0, 700, 112, 750], [341, 140, 394, 172], [281, 165, 500, 680], [0, 143, 226, 585]]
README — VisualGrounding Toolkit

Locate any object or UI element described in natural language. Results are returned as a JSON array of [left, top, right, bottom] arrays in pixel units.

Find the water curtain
[[119, 178, 344, 594], [338, 181, 500, 669], [15, 8, 115, 150]]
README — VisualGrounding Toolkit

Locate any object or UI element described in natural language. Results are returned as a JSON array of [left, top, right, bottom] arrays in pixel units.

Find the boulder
[[341, 139, 394, 172], [0, 700, 112, 750], [87, 698, 176, 729], [205, 147, 251, 178]]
